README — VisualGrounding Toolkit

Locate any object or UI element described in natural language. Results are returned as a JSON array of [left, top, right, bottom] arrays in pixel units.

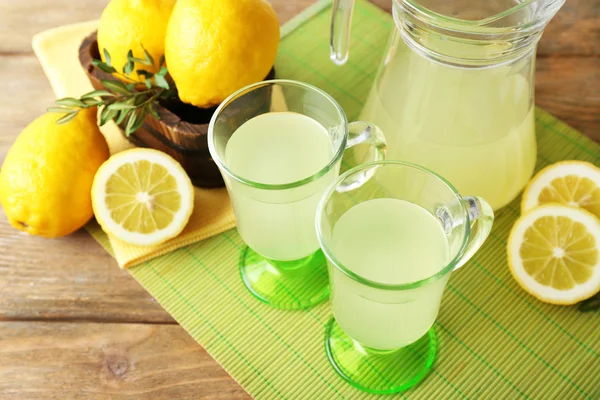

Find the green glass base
[[239, 246, 330, 309], [325, 318, 437, 394]]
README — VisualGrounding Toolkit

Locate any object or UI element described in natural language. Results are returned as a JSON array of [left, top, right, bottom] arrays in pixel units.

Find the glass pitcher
[[331, 0, 565, 210]]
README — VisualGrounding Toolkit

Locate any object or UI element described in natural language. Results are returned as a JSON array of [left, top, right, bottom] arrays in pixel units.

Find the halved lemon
[[507, 204, 600, 305], [92, 148, 194, 246], [521, 160, 600, 219]]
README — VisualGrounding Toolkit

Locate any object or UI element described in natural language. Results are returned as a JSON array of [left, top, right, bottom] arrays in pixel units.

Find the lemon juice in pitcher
[[360, 45, 537, 210], [330, 0, 566, 210]]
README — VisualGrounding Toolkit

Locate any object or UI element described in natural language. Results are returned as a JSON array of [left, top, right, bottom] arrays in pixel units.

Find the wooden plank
[[0, 321, 251, 399], [0, 55, 55, 162], [0, 0, 110, 54], [538, 0, 600, 57], [536, 57, 600, 142], [0, 216, 174, 323]]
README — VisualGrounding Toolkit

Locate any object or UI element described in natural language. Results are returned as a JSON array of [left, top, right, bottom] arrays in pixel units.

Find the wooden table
[[0, 1, 598, 398]]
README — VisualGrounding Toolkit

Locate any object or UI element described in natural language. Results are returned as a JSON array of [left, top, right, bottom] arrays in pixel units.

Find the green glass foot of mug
[[239, 246, 330, 309], [325, 318, 437, 394]]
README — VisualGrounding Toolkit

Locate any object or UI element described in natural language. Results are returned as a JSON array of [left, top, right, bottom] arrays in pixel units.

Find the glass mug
[[316, 161, 494, 394], [208, 80, 386, 310]]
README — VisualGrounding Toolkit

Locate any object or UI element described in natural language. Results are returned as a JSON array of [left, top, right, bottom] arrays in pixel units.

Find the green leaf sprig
[[48, 47, 175, 136], [579, 293, 600, 313]]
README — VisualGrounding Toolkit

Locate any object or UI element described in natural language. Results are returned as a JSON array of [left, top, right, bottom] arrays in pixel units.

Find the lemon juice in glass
[[316, 161, 494, 394], [208, 80, 385, 309]]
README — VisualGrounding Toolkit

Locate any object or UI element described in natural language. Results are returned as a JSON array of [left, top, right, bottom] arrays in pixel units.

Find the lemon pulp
[[92, 148, 194, 247], [105, 160, 182, 233], [522, 161, 600, 219], [508, 204, 600, 304], [520, 215, 597, 290], [537, 176, 600, 218]]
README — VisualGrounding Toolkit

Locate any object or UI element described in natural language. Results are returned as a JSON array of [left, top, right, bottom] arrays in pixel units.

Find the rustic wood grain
[[0, 216, 174, 323], [0, 0, 110, 54], [537, 57, 600, 142], [0, 55, 53, 162], [0, 0, 598, 399], [0, 322, 251, 399], [538, 0, 600, 57]]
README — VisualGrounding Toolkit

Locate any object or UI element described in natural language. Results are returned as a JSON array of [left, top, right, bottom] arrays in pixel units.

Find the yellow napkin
[[33, 21, 236, 268]]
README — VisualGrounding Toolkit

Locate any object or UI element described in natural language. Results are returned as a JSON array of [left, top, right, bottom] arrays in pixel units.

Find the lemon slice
[[92, 148, 194, 246], [521, 160, 600, 219], [507, 204, 600, 304]]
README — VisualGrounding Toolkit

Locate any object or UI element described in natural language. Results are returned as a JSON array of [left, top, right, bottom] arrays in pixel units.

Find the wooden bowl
[[78, 31, 275, 188]]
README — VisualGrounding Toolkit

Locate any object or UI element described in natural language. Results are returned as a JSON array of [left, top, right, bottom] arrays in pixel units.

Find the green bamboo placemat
[[88, 0, 600, 398]]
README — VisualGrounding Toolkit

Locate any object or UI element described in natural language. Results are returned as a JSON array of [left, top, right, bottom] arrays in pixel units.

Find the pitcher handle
[[336, 121, 386, 192], [330, 0, 355, 65], [454, 196, 494, 270]]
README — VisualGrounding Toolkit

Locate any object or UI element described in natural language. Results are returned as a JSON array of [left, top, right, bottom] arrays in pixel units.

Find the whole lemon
[[165, 0, 280, 108], [98, 0, 176, 81], [0, 108, 110, 238]]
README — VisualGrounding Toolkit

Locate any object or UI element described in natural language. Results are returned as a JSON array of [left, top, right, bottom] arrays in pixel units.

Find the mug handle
[[335, 121, 386, 192], [453, 196, 494, 270]]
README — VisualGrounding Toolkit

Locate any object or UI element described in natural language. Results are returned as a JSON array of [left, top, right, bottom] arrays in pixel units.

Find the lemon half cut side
[[522, 160, 600, 219], [507, 204, 600, 305], [92, 148, 194, 246]]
